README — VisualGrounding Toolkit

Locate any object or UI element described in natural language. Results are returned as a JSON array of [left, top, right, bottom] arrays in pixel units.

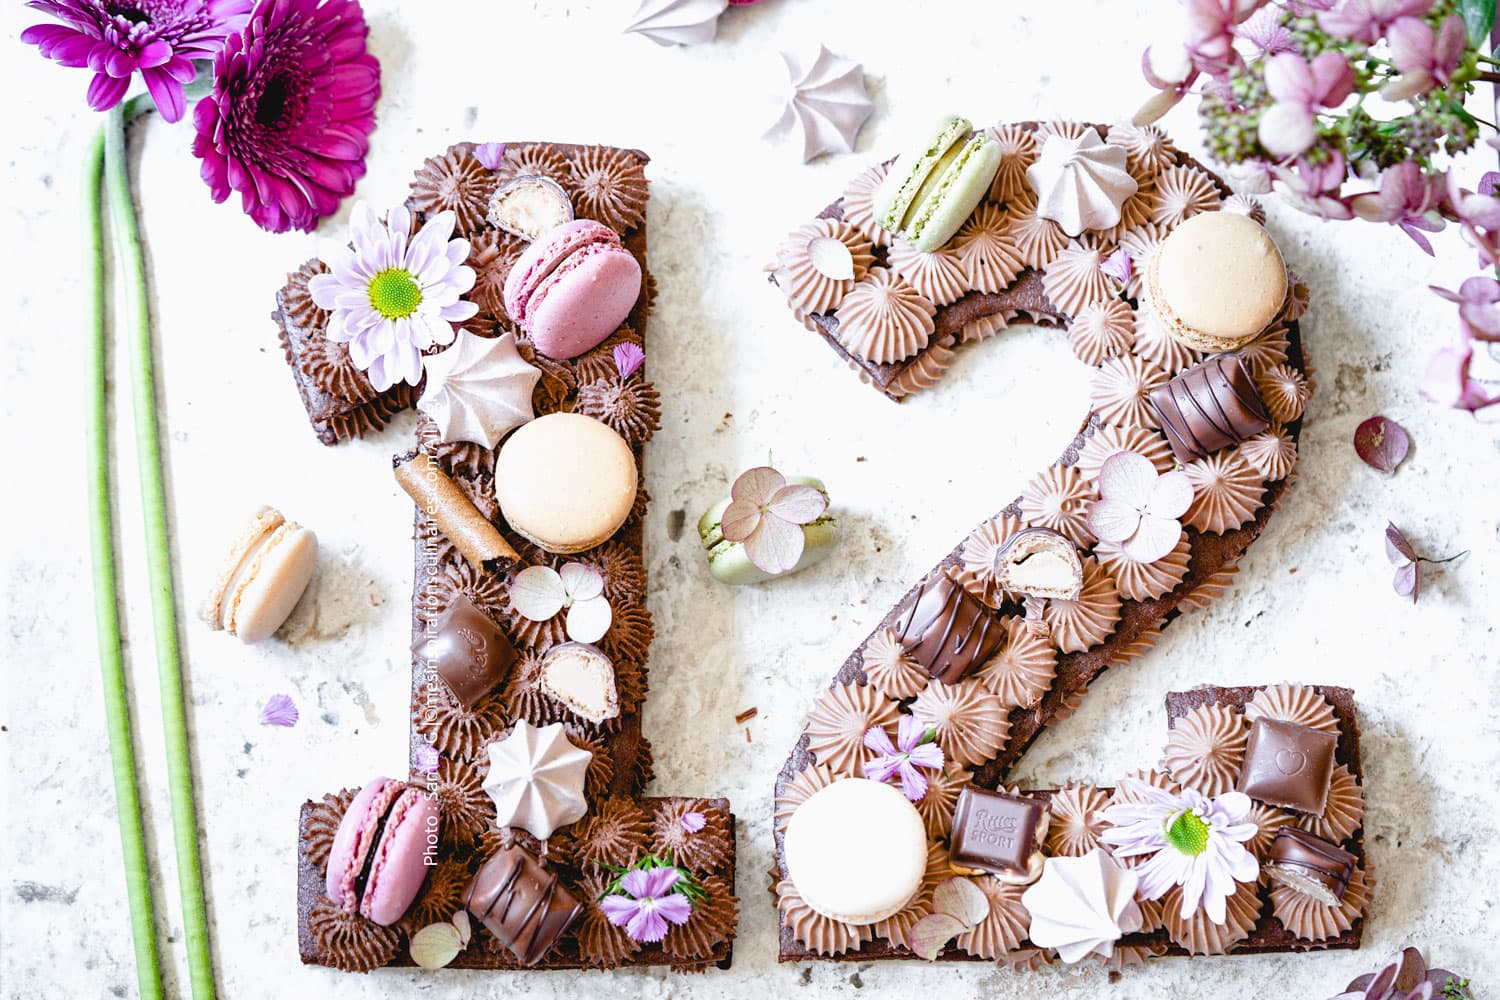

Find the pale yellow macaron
[[782, 778, 928, 925], [494, 412, 637, 554], [1146, 211, 1287, 353], [202, 505, 318, 643]]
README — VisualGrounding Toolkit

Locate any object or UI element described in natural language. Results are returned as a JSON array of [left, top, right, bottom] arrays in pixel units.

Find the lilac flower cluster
[[1139, 0, 1500, 412]]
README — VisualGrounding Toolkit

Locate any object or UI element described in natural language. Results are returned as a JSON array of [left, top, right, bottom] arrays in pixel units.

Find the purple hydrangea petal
[[258, 693, 298, 727]]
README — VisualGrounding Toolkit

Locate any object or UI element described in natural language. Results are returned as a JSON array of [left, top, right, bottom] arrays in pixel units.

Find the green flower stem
[[103, 103, 218, 1000], [85, 121, 165, 1000]]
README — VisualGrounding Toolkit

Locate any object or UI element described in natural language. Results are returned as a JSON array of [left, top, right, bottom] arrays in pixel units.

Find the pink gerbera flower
[[192, 0, 381, 233], [22, 0, 252, 122], [599, 866, 695, 943]]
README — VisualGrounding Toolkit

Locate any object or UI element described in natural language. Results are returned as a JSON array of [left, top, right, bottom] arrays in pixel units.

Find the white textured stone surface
[[3, 1, 1499, 997]]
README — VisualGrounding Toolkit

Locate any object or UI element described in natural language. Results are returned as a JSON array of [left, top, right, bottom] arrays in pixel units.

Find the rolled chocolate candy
[[394, 451, 519, 571], [892, 571, 1004, 684], [1148, 353, 1271, 464], [463, 845, 582, 965], [1264, 827, 1356, 905], [949, 786, 1046, 882], [413, 594, 517, 709], [1236, 717, 1338, 815]]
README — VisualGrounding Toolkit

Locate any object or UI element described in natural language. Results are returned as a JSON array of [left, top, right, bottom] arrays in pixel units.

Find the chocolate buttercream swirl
[[1271, 863, 1371, 942], [1237, 326, 1292, 378], [1150, 164, 1223, 227], [1042, 557, 1122, 654], [886, 240, 969, 306], [492, 144, 573, 191], [307, 894, 400, 973], [662, 872, 739, 962], [574, 869, 642, 968], [803, 682, 901, 775], [860, 626, 928, 700], [974, 616, 1057, 711], [1184, 450, 1264, 534], [1019, 465, 1094, 548], [1042, 242, 1120, 318], [887, 335, 957, 398], [476, 820, 545, 863], [872, 841, 949, 947], [1070, 297, 1135, 367], [282, 260, 329, 331], [573, 375, 661, 447], [573, 323, 644, 384], [1117, 222, 1170, 300], [502, 649, 564, 727], [434, 755, 496, 853], [1239, 425, 1298, 481], [774, 763, 838, 834], [1224, 192, 1268, 224], [1100, 180, 1157, 246], [1135, 894, 1168, 934], [1075, 424, 1176, 482], [563, 724, 616, 796], [599, 604, 653, 665], [562, 795, 650, 868], [1133, 294, 1203, 373], [1297, 765, 1365, 843], [1162, 702, 1250, 796], [1000, 946, 1056, 972], [1283, 271, 1311, 321], [833, 267, 936, 365], [1162, 879, 1262, 956], [1106, 122, 1176, 177], [410, 145, 496, 233], [910, 678, 1010, 768], [652, 799, 732, 872], [296, 335, 376, 406], [1045, 784, 1112, 856], [1007, 194, 1071, 270], [1256, 363, 1311, 424], [466, 228, 528, 322], [840, 161, 893, 247], [954, 874, 1030, 959], [511, 332, 576, 414], [302, 787, 359, 876], [914, 764, 971, 839], [569, 147, 648, 233], [416, 412, 497, 482], [958, 311, 1010, 344], [773, 218, 876, 317], [1246, 684, 1339, 734], [1108, 768, 1182, 810], [955, 202, 1025, 294], [413, 682, 509, 761], [1097, 941, 1168, 975], [1095, 532, 1192, 601], [1247, 802, 1296, 861], [1035, 120, 1094, 144], [567, 540, 646, 610], [400, 857, 473, 932], [955, 513, 1024, 607], [421, 558, 509, 626], [777, 879, 872, 956], [986, 124, 1039, 203], [1091, 354, 1170, 430]]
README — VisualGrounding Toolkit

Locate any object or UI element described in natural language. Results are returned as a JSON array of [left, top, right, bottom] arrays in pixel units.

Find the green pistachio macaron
[[873, 114, 1002, 253], [697, 476, 839, 586]]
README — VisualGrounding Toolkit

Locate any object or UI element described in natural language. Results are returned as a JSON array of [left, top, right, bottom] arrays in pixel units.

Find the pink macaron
[[503, 219, 642, 360], [324, 777, 440, 927]]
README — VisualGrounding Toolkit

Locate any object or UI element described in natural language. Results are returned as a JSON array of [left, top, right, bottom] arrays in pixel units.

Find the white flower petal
[[1122, 515, 1180, 563], [511, 566, 567, 621], [565, 596, 612, 644], [1146, 470, 1194, 519], [1088, 498, 1140, 543], [1097, 451, 1157, 504], [559, 563, 604, 601]]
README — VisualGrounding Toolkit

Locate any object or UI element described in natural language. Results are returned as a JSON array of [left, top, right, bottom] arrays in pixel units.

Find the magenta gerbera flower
[[22, 0, 252, 122], [191, 0, 381, 233]]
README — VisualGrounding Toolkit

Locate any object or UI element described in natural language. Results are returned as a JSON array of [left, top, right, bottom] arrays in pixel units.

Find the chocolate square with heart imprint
[[1236, 718, 1337, 815]]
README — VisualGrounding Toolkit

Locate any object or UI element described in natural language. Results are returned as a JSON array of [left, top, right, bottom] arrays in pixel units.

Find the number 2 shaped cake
[[768, 117, 1368, 971]]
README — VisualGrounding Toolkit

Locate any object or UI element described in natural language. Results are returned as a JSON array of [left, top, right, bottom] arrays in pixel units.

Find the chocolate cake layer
[[292, 141, 736, 973]]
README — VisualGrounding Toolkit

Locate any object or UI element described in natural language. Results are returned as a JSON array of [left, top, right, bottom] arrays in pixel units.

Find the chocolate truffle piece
[[994, 527, 1083, 601], [414, 595, 518, 710], [948, 786, 1044, 878], [892, 572, 1004, 684], [1264, 827, 1356, 906], [463, 846, 582, 965], [1148, 354, 1271, 464], [1236, 718, 1338, 815]]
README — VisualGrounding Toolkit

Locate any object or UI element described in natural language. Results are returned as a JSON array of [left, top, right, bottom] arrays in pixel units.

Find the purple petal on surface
[[1353, 416, 1410, 474], [1393, 561, 1419, 601], [1385, 523, 1418, 565], [474, 142, 506, 170], [413, 743, 440, 774], [656, 893, 695, 926], [613, 342, 645, 378], [625, 905, 670, 943], [599, 893, 641, 929], [896, 714, 927, 751], [897, 761, 929, 802], [637, 866, 681, 899], [863, 725, 898, 756], [680, 811, 706, 833], [258, 693, 299, 727]]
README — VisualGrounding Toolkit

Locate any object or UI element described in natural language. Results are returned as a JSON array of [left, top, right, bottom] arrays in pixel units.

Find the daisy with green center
[[1098, 777, 1259, 924], [309, 202, 478, 392]]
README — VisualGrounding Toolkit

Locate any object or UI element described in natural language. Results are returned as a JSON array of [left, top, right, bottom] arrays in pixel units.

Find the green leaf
[[1461, 0, 1495, 46]]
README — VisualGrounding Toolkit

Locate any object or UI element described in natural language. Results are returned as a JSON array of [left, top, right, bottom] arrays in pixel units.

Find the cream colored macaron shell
[[782, 777, 928, 925], [494, 413, 637, 554], [1147, 211, 1287, 353], [202, 505, 319, 644]]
